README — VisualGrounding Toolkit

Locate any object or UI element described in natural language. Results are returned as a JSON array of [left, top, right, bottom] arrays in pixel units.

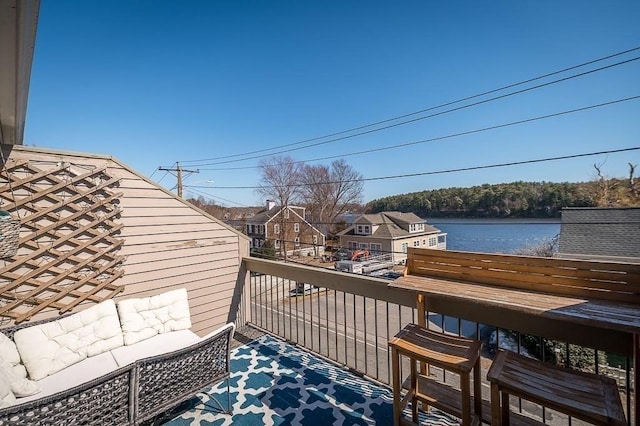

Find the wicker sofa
[[0, 289, 235, 426]]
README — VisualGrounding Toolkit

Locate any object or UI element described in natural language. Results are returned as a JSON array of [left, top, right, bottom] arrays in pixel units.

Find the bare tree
[[593, 162, 617, 207], [256, 155, 303, 260], [629, 163, 639, 201], [300, 159, 363, 237]]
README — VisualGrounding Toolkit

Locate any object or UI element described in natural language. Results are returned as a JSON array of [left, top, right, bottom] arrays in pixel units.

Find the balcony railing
[[242, 257, 634, 424]]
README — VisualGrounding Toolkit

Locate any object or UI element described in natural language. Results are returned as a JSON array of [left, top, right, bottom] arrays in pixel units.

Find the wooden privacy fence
[[0, 158, 125, 323]]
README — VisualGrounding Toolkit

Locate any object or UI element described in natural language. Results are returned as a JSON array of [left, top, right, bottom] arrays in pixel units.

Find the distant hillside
[[366, 179, 640, 218]]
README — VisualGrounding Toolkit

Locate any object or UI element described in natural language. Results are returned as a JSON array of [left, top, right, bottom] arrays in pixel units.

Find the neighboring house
[[245, 200, 325, 257], [557, 207, 640, 262], [337, 212, 446, 264]]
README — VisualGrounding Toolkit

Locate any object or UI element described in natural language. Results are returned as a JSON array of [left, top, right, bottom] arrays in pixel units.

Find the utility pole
[[158, 163, 199, 198]]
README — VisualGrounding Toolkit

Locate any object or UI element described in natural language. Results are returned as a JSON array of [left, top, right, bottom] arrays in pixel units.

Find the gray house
[[557, 207, 640, 262]]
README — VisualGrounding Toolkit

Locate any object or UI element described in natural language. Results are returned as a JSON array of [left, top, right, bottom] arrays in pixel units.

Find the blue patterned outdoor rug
[[160, 334, 460, 425]]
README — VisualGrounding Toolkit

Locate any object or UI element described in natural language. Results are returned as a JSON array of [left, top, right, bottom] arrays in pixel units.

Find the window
[[294, 223, 300, 232], [401, 243, 408, 253], [370, 243, 382, 254], [359, 243, 368, 250], [438, 235, 446, 244], [275, 240, 280, 248], [274, 224, 280, 234], [357, 225, 363, 234], [410, 223, 424, 232], [364, 225, 370, 234], [246, 225, 251, 234], [413, 240, 420, 247], [429, 237, 437, 246], [284, 209, 289, 219], [422, 239, 426, 246], [348, 241, 358, 250], [294, 237, 300, 247], [313, 235, 318, 244]]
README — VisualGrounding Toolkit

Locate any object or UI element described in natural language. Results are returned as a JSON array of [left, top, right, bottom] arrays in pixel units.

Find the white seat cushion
[[110, 329, 200, 368], [16, 351, 120, 405], [13, 300, 124, 380], [116, 288, 192, 346]]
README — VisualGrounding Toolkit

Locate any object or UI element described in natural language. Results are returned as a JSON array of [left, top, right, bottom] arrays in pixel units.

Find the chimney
[[266, 199, 276, 210]]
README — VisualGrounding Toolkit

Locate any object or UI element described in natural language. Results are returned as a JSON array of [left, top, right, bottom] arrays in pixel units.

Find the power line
[[184, 186, 253, 207], [180, 50, 640, 167], [195, 95, 640, 171], [191, 146, 640, 190]]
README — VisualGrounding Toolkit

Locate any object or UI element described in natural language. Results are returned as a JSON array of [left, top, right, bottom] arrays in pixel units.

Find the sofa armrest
[[200, 322, 236, 342], [134, 322, 235, 423]]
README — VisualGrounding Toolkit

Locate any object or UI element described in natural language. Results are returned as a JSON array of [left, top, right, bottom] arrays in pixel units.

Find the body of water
[[426, 218, 561, 254]]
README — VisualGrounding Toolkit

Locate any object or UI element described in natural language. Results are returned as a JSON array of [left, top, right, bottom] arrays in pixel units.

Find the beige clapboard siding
[[114, 187, 244, 330], [5, 146, 250, 334], [122, 256, 239, 283]]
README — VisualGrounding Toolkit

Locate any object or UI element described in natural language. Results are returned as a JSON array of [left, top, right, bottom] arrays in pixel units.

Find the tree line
[[188, 161, 639, 223], [366, 174, 640, 218]]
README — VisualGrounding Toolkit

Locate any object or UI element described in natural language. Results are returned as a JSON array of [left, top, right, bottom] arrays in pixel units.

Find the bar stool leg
[[461, 371, 471, 426], [501, 391, 510, 426], [473, 357, 482, 422], [392, 347, 401, 426], [410, 359, 418, 423], [490, 383, 501, 426]]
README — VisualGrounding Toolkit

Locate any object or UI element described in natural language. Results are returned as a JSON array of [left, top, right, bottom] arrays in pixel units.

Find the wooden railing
[[242, 255, 636, 424]]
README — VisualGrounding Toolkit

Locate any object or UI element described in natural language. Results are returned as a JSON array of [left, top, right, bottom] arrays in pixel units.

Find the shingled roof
[[558, 207, 640, 259], [339, 212, 441, 238]]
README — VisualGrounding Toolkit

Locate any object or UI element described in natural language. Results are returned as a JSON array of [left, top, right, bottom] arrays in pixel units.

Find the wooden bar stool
[[388, 323, 482, 426], [487, 350, 626, 426]]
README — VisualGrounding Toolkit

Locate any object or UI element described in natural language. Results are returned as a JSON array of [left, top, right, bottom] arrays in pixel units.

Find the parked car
[[289, 282, 316, 296]]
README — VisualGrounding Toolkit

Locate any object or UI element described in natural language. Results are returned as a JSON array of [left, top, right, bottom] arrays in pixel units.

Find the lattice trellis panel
[[0, 159, 125, 323]]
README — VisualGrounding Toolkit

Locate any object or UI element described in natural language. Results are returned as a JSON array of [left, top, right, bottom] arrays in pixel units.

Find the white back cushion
[[13, 299, 124, 380], [0, 333, 27, 378], [117, 288, 191, 346]]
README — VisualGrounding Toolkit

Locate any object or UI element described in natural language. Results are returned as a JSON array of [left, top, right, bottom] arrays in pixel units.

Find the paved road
[[249, 277, 486, 384]]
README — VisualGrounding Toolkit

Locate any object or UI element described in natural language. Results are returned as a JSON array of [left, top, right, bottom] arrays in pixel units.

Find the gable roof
[[340, 212, 441, 238], [247, 206, 281, 224]]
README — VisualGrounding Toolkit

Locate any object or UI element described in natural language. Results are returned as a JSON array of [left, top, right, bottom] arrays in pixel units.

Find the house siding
[[0, 146, 250, 335], [248, 206, 325, 257]]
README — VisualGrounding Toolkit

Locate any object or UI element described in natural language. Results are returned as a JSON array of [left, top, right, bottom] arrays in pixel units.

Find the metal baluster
[[353, 293, 358, 371]]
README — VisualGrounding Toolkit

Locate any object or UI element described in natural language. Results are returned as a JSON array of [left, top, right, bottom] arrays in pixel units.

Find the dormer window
[[364, 225, 370, 234], [409, 223, 424, 233], [357, 225, 363, 234]]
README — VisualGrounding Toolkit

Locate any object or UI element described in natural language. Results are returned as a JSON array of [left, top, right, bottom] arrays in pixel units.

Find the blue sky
[[25, 1, 640, 207]]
